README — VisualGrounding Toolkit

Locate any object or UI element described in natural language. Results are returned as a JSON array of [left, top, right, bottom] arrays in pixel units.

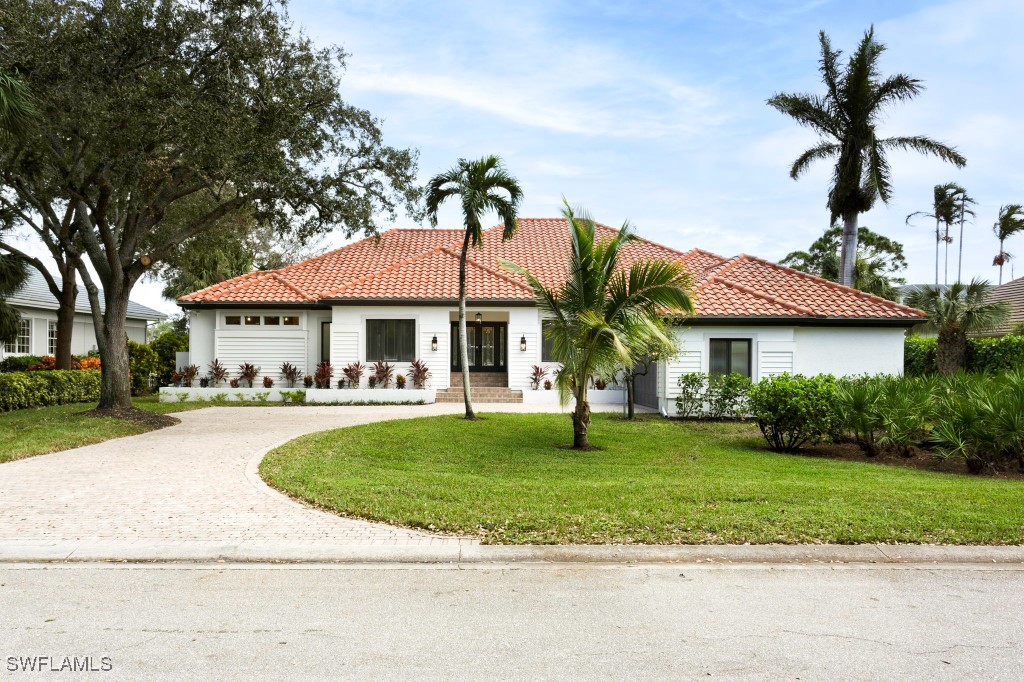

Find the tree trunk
[[999, 238, 1005, 285], [89, 277, 133, 409], [838, 213, 859, 288], [934, 217, 940, 287], [458, 230, 475, 419], [626, 376, 635, 420], [943, 224, 949, 287], [936, 323, 967, 375], [53, 268, 77, 369], [957, 211, 965, 284], [571, 382, 591, 449]]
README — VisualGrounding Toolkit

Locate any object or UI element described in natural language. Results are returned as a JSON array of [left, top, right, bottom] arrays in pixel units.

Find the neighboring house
[[985, 275, 1024, 336], [178, 218, 924, 411], [1, 271, 167, 359]]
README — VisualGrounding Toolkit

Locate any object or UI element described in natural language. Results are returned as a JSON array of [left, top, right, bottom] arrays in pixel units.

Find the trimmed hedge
[[0, 370, 101, 411], [905, 335, 1024, 376]]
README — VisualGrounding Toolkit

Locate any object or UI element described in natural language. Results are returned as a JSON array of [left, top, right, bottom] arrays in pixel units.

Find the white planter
[[521, 388, 625, 405], [305, 388, 435, 404], [158, 387, 298, 403]]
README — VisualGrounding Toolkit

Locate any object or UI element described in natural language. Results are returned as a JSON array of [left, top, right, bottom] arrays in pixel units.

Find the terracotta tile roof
[[178, 218, 924, 321]]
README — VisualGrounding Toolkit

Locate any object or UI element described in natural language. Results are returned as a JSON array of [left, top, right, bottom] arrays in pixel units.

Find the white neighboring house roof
[[6, 270, 167, 321]]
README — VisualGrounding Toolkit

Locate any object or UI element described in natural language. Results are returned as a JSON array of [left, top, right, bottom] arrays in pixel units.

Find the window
[[283, 316, 300, 326], [321, 321, 331, 363], [225, 316, 241, 326], [541, 320, 556, 362], [366, 319, 415, 362], [709, 339, 752, 378], [263, 316, 280, 326], [5, 318, 30, 354], [244, 315, 261, 326], [48, 321, 58, 355]]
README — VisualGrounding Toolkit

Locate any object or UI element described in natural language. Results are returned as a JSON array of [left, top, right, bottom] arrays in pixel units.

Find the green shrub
[[931, 370, 1024, 473], [0, 355, 44, 373], [905, 334, 1024, 376], [0, 370, 101, 411], [675, 373, 706, 418], [746, 374, 839, 452], [904, 336, 937, 376], [1010, 322, 1024, 336], [674, 372, 751, 419], [150, 331, 188, 381], [127, 341, 158, 395]]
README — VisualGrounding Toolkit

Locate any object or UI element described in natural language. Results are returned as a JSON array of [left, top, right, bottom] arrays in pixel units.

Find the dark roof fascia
[[675, 316, 921, 328], [318, 298, 537, 307], [178, 301, 332, 311]]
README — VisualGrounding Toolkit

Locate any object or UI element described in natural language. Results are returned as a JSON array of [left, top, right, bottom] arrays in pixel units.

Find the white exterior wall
[[187, 309, 216, 371], [658, 324, 907, 415], [508, 307, 544, 390], [0, 305, 149, 359]]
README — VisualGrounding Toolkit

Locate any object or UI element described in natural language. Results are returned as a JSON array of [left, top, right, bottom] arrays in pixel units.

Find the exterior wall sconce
[[475, 312, 483, 323], [431, 334, 438, 352], [520, 335, 527, 352]]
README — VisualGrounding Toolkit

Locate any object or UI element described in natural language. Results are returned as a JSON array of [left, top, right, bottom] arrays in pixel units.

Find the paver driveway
[[0, 404, 498, 559]]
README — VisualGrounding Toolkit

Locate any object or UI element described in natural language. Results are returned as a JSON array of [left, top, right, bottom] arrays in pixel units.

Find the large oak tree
[[0, 0, 420, 408]]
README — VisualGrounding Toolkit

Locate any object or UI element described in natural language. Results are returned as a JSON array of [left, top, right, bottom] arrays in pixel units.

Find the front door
[[451, 322, 506, 372]]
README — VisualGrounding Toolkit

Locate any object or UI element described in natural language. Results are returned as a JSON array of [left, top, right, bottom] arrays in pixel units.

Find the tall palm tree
[[906, 183, 960, 286], [993, 204, 1024, 284], [501, 202, 694, 449], [425, 155, 523, 420], [951, 186, 976, 283], [767, 27, 966, 288], [0, 70, 36, 142], [906, 279, 1009, 374]]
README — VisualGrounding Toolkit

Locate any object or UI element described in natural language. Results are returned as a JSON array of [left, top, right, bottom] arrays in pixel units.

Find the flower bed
[[158, 386, 435, 404]]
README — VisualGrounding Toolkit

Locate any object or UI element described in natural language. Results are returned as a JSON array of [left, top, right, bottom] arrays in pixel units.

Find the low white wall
[[159, 387, 297, 403], [305, 388, 434, 404], [521, 388, 625, 405]]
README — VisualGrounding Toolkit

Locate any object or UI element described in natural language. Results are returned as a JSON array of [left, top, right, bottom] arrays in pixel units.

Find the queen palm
[[425, 155, 523, 420], [951, 186, 976, 283], [993, 204, 1024, 284], [906, 183, 960, 286], [501, 203, 694, 449], [906, 279, 1009, 374], [768, 27, 965, 288]]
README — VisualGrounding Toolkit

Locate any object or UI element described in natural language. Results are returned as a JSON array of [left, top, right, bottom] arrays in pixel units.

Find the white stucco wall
[[658, 324, 907, 415], [0, 305, 148, 359]]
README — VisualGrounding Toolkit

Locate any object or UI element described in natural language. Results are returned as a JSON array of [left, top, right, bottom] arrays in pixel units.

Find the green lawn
[[261, 413, 1024, 545], [0, 395, 209, 463]]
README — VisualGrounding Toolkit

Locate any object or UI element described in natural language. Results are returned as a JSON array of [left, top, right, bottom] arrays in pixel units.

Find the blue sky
[[146, 1, 1024, 311]]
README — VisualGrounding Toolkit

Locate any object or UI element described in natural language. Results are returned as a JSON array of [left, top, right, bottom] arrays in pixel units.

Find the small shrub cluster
[[0, 370, 101, 411], [905, 335, 1024, 376], [1, 354, 101, 372], [127, 341, 159, 395], [529, 365, 547, 390], [675, 372, 752, 419], [746, 374, 839, 452]]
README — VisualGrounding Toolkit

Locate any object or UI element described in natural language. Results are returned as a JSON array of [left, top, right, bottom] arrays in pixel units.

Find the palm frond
[[880, 136, 966, 168]]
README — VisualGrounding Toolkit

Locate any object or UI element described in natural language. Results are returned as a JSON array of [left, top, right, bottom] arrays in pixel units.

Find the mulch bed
[[798, 441, 1024, 480], [81, 407, 180, 429]]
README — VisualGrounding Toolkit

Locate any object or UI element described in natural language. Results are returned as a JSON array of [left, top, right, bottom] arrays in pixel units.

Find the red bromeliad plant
[[342, 361, 365, 388], [314, 361, 334, 389], [408, 359, 430, 389]]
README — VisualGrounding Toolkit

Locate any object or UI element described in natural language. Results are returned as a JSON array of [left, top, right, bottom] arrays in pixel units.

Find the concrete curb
[[2, 542, 1024, 565]]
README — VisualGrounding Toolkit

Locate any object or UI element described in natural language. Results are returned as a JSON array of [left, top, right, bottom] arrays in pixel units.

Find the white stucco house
[[177, 218, 924, 410], [1, 270, 166, 360]]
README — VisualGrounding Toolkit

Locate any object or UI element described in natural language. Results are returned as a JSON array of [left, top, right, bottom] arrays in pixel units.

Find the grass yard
[[261, 413, 1024, 545], [0, 395, 210, 463]]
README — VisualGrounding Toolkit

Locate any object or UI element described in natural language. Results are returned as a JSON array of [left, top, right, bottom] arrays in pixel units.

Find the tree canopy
[[0, 0, 420, 408], [781, 225, 907, 300]]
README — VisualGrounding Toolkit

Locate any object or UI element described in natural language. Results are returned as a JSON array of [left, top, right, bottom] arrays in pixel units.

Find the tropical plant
[[931, 371, 1024, 473], [238, 363, 260, 388], [528, 365, 547, 391], [906, 279, 1010, 374], [182, 364, 200, 388], [408, 359, 430, 389], [543, 379, 552, 391], [372, 360, 394, 388], [395, 374, 406, 389], [501, 202, 694, 448], [279, 362, 301, 388], [0, 69, 36, 142], [993, 204, 1024, 284], [263, 376, 274, 388], [342, 361, 365, 388], [425, 155, 523, 419], [230, 378, 240, 389], [314, 361, 334, 389], [367, 376, 377, 389], [767, 27, 965, 287], [781, 225, 907, 299], [208, 359, 229, 386], [951, 187, 976, 283], [836, 376, 884, 456], [303, 375, 313, 389], [906, 183, 962, 286], [0, 252, 27, 345]]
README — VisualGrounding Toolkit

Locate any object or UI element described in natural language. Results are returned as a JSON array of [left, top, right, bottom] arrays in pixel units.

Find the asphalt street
[[2, 562, 1022, 680]]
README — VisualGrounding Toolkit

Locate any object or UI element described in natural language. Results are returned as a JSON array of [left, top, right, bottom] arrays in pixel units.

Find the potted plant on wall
[[372, 360, 394, 388], [342, 362, 365, 389], [529, 365, 547, 390], [208, 359, 229, 387], [314, 361, 334, 389], [409, 359, 431, 389], [280, 362, 301, 388], [238, 363, 260, 388], [182, 364, 200, 388]]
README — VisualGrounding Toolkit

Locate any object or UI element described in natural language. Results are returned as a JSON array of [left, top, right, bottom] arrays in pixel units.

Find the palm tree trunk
[[626, 376, 635, 420], [943, 224, 949, 286], [936, 324, 967, 375], [571, 380, 591, 449], [957, 201, 965, 284], [934, 217, 940, 287], [838, 213, 858, 287], [458, 230, 475, 419], [999, 238, 1005, 284]]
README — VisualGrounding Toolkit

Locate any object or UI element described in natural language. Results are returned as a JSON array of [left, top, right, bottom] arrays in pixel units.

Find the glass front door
[[451, 322, 506, 371]]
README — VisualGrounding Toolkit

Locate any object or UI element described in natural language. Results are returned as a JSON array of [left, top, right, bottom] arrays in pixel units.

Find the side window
[[709, 339, 752, 378], [541, 320, 556, 362]]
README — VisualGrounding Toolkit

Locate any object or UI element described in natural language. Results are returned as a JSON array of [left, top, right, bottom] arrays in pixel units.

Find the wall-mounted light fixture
[[431, 334, 438, 352], [475, 312, 483, 323], [520, 335, 527, 352]]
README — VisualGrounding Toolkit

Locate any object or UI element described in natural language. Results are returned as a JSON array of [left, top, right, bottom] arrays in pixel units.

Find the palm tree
[[993, 204, 1024, 284], [425, 155, 523, 420], [500, 202, 694, 449], [906, 279, 1009, 374], [906, 183, 960, 286], [0, 70, 36, 142], [0, 250, 28, 344], [951, 186, 976, 283], [767, 27, 966, 288]]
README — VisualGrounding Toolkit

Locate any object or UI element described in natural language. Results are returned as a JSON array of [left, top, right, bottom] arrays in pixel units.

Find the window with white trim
[[5, 318, 30, 354], [709, 338, 752, 378], [366, 319, 415, 362], [47, 321, 58, 355]]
